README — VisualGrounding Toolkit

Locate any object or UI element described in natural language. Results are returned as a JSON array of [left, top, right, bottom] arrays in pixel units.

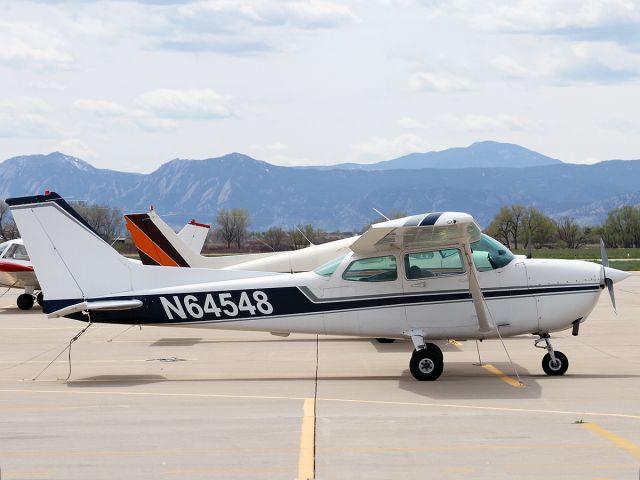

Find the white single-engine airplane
[[8, 192, 630, 380], [0, 238, 42, 309], [124, 209, 356, 272]]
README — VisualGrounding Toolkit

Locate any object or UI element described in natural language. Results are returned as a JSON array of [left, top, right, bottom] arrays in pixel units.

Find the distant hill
[[308, 141, 562, 170], [0, 149, 639, 231]]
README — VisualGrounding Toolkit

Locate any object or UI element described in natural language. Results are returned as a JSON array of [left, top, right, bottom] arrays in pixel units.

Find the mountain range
[[0, 141, 638, 231]]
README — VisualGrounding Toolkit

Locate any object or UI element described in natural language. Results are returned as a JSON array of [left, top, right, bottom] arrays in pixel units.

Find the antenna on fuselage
[[372, 208, 390, 221], [296, 227, 314, 247]]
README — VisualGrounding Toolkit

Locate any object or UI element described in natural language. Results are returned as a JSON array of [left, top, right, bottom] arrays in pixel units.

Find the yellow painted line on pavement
[[482, 364, 524, 387], [298, 398, 315, 480], [2, 388, 640, 421], [583, 422, 640, 460]]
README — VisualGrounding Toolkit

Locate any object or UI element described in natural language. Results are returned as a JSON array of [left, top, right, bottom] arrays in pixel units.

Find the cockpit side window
[[11, 244, 30, 261], [0, 241, 9, 258], [404, 248, 465, 279], [471, 234, 514, 271], [342, 255, 397, 282], [4, 244, 30, 261]]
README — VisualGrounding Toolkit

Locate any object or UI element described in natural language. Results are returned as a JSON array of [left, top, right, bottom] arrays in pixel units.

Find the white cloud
[[472, 0, 640, 34], [73, 99, 129, 117], [398, 117, 432, 130], [353, 133, 432, 163], [136, 89, 232, 119], [176, 0, 355, 29], [0, 97, 59, 138], [491, 42, 640, 84], [55, 139, 96, 159], [409, 71, 473, 92], [0, 21, 74, 70], [73, 88, 233, 133], [442, 114, 527, 133]]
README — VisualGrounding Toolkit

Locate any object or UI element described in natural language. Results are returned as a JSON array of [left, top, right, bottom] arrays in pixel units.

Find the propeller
[[526, 234, 532, 259], [600, 238, 617, 313]]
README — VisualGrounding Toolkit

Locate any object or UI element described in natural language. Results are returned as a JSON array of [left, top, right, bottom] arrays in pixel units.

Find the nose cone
[[604, 266, 632, 284]]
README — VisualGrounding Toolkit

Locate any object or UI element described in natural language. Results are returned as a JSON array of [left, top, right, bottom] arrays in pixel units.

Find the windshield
[[314, 254, 347, 277], [471, 234, 514, 271]]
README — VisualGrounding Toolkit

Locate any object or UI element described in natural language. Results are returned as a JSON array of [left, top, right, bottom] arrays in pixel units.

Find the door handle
[[411, 281, 426, 288]]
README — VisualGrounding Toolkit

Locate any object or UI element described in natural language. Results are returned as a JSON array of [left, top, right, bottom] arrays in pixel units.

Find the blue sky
[[1, 0, 639, 172]]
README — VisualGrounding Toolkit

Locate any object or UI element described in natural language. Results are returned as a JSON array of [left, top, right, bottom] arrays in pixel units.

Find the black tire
[[17, 293, 34, 310], [376, 338, 396, 343], [409, 344, 444, 381], [36, 292, 44, 306], [542, 351, 569, 376]]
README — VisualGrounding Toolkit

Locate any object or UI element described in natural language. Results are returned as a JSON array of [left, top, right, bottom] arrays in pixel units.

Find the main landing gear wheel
[[542, 351, 569, 376], [375, 338, 396, 343], [17, 293, 34, 310], [36, 292, 44, 306], [409, 343, 443, 381]]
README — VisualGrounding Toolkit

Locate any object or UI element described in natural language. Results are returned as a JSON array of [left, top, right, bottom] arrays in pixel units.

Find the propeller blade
[[526, 235, 532, 259], [605, 277, 617, 314], [600, 238, 609, 268]]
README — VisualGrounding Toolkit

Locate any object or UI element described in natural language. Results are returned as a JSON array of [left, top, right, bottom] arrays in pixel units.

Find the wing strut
[[461, 243, 493, 334]]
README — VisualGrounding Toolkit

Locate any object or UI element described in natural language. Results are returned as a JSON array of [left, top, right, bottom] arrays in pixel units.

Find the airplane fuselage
[[50, 253, 604, 340]]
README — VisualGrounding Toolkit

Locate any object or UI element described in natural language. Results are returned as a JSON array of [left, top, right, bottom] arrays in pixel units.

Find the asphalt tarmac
[[0, 275, 639, 479]]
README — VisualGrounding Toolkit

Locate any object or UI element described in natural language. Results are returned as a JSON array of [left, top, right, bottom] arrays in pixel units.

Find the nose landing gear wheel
[[542, 351, 568, 376], [409, 343, 443, 381], [17, 293, 34, 310]]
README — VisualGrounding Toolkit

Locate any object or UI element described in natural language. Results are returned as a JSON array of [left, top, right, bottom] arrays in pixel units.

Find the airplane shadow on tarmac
[[66, 374, 167, 387], [148, 337, 366, 347]]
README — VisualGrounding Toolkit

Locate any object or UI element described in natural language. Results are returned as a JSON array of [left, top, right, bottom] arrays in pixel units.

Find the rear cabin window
[[342, 255, 397, 282], [405, 248, 465, 279]]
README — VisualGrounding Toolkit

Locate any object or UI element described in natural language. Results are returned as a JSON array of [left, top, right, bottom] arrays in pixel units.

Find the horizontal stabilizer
[[48, 299, 143, 318]]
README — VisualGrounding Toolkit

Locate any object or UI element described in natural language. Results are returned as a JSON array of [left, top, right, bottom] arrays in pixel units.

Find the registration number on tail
[[160, 291, 274, 320]]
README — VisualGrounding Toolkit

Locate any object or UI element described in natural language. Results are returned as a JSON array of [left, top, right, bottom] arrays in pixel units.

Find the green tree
[[72, 201, 123, 242], [216, 208, 250, 249], [555, 216, 587, 249], [601, 205, 640, 247], [521, 207, 556, 248], [486, 205, 526, 250]]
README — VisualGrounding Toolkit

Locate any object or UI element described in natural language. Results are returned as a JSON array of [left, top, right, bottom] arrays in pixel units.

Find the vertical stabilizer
[[177, 219, 210, 254], [7, 193, 133, 300]]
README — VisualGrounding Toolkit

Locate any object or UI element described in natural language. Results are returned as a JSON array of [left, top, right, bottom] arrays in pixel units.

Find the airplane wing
[[177, 219, 210, 254], [350, 212, 481, 254], [353, 212, 491, 333]]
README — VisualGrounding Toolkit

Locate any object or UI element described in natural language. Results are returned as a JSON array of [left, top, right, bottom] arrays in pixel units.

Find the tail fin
[[124, 210, 202, 267], [7, 192, 133, 300], [178, 219, 210, 254], [124, 212, 193, 267]]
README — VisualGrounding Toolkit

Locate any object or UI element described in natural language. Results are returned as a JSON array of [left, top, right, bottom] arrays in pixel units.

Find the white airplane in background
[[0, 217, 210, 311], [8, 192, 630, 381], [0, 238, 41, 310], [124, 209, 356, 273]]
